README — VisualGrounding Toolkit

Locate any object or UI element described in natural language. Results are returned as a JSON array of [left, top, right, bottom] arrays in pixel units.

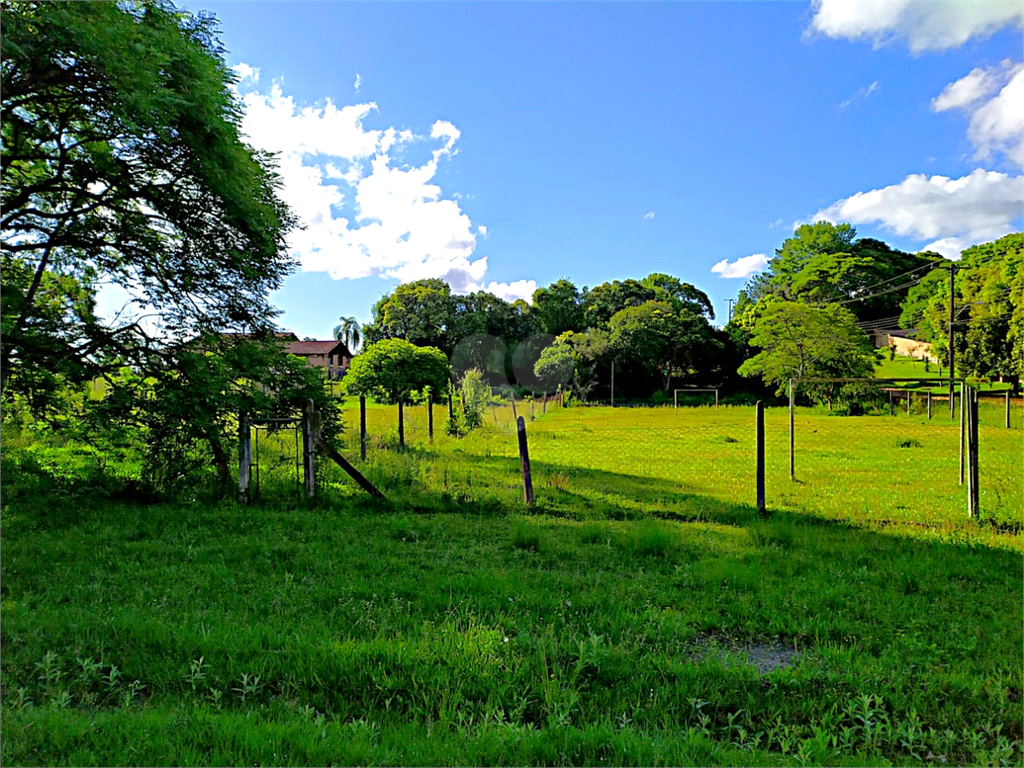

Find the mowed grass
[[1, 403, 1022, 766]]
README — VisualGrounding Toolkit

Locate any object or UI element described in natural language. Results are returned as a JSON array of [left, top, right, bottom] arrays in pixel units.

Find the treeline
[[358, 224, 1022, 407], [359, 274, 738, 402]]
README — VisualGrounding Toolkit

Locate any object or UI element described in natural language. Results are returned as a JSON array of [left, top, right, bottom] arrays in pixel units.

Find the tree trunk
[[207, 435, 232, 493]]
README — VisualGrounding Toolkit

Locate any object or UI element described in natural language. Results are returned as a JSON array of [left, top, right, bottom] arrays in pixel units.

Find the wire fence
[[249, 389, 1022, 537]]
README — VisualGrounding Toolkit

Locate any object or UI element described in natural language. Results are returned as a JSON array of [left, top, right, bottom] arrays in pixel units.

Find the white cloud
[[807, 0, 1024, 53], [231, 65, 533, 297], [711, 254, 770, 279], [354, 73, 362, 91], [932, 64, 1004, 112], [231, 62, 260, 86], [931, 60, 1024, 168], [838, 80, 878, 109], [966, 64, 1024, 168], [481, 279, 537, 304], [811, 169, 1024, 257], [643, 211, 655, 220]]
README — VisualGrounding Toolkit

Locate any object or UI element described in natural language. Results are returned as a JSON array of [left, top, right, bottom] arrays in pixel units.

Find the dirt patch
[[689, 636, 800, 674]]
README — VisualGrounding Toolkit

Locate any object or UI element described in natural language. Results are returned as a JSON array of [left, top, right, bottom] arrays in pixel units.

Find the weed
[[232, 673, 263, 704]]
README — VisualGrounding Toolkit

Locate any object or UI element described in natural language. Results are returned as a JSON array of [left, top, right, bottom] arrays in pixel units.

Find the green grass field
[[874, 353, 1013, 393], [2, 402, 1022, 766]]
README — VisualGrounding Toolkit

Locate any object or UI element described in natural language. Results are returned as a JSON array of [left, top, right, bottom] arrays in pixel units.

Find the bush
[[460, 369, 489, 431]]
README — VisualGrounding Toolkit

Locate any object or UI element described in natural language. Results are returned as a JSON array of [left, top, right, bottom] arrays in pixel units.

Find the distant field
[[2, 402, 1022, 766], [334, 398, 1023, 539], [874, 353, 1013, 393]]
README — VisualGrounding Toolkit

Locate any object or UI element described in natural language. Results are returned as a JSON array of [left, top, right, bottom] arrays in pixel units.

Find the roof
[[219, 331, 298, 340], [284, 339, 352, 357]]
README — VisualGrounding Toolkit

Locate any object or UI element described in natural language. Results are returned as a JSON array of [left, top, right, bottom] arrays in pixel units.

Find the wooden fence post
[[543, 393, 547, 414], [238, 413, 251, 501], [927, 391, 932, 420], [360, 397, 368, 462], [967, 388, 979, 519], [958, 382, 965, 486], [1006, 390, 1011, 429], [756, 400, 765, 515], [516, 416, 534, 506], [788, 380, 795, 481], [888, 390, 893, 416], [302, 399, 316, 499], [398, 400, 405, 448], [906, 390, 912, 414], [428, 394, 434, 443], [715, 389, 720, 413]]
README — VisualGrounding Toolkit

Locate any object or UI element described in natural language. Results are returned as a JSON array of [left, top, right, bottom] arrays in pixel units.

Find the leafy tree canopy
[[363, 279, 456, 354], [531, 279, 587, 336], [343, 339, 450, 404], [901, 233, 1022, 382], [741, 223, 939, 322], [608, 301, 722, 393], [1, 0, 296, 405], [738, 301, 875, 397]]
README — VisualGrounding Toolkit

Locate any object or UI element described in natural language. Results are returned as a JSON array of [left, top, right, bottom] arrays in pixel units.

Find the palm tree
[[333, 316, 362, 352]]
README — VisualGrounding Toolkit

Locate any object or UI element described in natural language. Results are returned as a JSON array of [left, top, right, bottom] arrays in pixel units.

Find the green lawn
[[2, 403, 1022, 766]]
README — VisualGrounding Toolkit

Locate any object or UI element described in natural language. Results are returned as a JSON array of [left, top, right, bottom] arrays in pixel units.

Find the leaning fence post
[[516, 416, 534, 505], [756, 400, 766, 515], [398, 400, 405, 448], [958, 382, 965, 486], [359, 395, 367, 460], [302, 400, 316, 499], [238, 412, 251, 501]]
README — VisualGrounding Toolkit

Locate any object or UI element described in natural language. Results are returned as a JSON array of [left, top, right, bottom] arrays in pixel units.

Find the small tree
[[342, 339, 449, 404]]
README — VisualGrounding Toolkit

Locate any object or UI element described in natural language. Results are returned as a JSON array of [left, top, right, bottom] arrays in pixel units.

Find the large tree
[[362, 279, 456, 354], [738, 301, 875, 401], [900, 233, 1022, 386], [741, 223, 939, 323], [1, 1, 296, 405], [608, 301, 721, 394], [532, 279, 587, 336]]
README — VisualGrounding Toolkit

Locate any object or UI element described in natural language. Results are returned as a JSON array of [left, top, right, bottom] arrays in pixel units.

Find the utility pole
[[726, 298, 735, 323], [948, 265, 956, 420]]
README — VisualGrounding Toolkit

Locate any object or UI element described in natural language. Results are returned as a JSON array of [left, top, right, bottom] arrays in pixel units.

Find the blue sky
[[179, 0, 1023, 337]]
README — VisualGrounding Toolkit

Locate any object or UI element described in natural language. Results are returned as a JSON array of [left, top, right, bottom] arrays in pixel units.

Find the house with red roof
[[283, 338, 352, 380]]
